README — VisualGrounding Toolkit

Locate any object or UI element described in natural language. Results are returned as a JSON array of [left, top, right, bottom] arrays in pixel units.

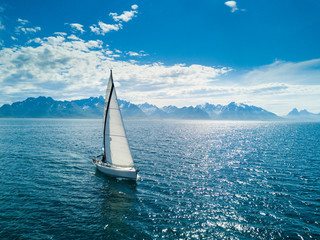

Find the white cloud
[[16, 26, 41, 34], [89, 25, 100, 34], [0, 6, 5, 30], [110, 11, 135, 22], [0, 20, 4, 30], [225, 1, 238, 13], [90, 22, 122, 35], [109, 5, 138, 22], [54, 32, 67, 36], [15, 18, 41, 34], [90, 5, 138, 35], [99, 21, 122, 33], [243, 59, 320, 85], [17, 18, 29, 25], [127, 51, 148, 57], [127, 51, 139, 56], [69, 23, 85, 33], [87, 40, 103, 49], [67, 34, 81, 41]]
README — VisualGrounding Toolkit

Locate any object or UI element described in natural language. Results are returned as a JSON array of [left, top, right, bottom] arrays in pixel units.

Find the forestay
[[103, 71, 134, 167]]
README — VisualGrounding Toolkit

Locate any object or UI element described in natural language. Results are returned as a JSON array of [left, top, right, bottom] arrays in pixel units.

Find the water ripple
[[0, 119, 319, 239]]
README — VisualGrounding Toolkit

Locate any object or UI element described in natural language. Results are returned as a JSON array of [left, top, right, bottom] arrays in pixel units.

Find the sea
[[0, 119, 319, 240]]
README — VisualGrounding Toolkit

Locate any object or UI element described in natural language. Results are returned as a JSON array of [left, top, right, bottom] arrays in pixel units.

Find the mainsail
[[103, 71, 134, 167]]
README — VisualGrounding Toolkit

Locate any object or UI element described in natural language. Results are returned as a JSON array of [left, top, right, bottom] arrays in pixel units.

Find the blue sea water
[[0, 119, 319, 240]]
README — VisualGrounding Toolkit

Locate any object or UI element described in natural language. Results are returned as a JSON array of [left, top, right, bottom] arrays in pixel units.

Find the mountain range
[[286, 108, 320, 121], [0, 96, 319, 121]]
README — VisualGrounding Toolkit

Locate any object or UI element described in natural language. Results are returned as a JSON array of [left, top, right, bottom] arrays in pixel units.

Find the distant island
[[0, 96, 319, 121]]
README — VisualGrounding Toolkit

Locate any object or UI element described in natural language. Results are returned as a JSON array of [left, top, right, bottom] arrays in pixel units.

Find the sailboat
[[93, 70, 138, 180]]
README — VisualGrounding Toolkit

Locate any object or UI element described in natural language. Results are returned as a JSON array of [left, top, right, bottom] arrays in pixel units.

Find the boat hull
[[94, 160, 137, 180]]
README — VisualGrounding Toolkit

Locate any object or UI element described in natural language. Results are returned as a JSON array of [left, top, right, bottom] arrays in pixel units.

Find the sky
[[0, 0, 320, 115]]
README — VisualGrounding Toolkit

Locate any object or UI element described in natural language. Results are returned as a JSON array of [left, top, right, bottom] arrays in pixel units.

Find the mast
[[103, 70, 114, 161]]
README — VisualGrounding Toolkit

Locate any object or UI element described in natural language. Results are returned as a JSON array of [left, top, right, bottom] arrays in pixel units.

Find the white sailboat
[[93, 70, 138, 180]]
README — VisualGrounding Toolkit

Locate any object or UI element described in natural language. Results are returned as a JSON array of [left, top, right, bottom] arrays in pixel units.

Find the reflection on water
[[97, 170, 137, 216], [95, 170, 152, 239]]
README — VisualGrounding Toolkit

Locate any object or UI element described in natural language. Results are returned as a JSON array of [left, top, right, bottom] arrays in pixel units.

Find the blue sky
[[0, 0, 320, 115]]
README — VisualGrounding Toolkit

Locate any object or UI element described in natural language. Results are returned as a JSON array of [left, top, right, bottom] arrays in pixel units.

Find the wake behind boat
[[93, 70, 138, 180]]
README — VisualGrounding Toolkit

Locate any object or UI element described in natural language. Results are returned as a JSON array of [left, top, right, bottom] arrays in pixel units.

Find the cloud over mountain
[[0, 34, 230, 107]]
